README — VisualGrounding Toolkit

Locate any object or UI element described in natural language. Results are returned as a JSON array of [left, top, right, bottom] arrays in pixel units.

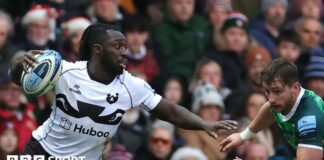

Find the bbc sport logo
[[7, 155, 86, 160]]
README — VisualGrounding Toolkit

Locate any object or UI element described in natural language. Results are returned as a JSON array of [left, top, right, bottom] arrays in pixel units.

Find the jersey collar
[[279, 87, 305, 122]]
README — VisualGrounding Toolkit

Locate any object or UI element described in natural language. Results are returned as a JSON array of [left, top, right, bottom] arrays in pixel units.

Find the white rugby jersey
[[32, 60, 162, 159]]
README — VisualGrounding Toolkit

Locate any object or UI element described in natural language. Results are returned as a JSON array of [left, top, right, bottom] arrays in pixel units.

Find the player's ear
[[92, 44, 103, 55], [292, 82, 300, 92]]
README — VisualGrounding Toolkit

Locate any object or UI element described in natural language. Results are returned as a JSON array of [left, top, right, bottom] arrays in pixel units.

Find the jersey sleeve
[[123, 72, 162, 111], [297, 114, 324, 150]]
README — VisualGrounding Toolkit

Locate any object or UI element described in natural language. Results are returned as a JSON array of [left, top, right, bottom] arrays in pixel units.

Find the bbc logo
[[7, 155, 86, 160], [7, 155, 44, 160]]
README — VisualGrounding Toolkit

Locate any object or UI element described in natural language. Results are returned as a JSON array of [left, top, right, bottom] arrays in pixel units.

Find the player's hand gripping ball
[[21, 50, 62, 96]]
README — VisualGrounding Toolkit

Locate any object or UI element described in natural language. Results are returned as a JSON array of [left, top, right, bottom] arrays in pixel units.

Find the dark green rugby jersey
[[271, 88, 324, 151]]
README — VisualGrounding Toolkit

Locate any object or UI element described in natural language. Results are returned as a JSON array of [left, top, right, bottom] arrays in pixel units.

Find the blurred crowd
[[0, 0, 324, 159]]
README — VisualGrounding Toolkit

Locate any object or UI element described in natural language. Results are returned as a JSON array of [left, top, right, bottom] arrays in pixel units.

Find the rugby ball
[[21, 50, 63, 96]]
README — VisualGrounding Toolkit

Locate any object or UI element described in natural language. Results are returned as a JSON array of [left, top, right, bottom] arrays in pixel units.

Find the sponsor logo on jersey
[[69, 84, 81, 95], [59, 118, 72, 130], [297, 115, 316, 137], [58, 117, 110, 138], [106, 93, 118, 104], [73, 124, 110, 137], [56, 94, 125, 125]]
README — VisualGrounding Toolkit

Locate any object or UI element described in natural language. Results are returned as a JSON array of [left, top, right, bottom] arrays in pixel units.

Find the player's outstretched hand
[[219, 133, 244, 152], [22, 50, 42, 73], [204, 120, 237, 139]]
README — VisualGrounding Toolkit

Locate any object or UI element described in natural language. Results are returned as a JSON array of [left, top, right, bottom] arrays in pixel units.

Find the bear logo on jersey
[[106, 93, 119, 104]]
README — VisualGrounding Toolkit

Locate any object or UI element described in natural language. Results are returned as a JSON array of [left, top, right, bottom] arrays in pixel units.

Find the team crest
[[106, 93, 119, 104]]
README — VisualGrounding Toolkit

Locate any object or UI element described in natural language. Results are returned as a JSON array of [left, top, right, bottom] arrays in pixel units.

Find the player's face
[[263, 79, 299, 114], [100, 30, 128, 75]]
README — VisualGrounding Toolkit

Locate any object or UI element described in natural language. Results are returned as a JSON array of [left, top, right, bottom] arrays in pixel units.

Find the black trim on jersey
[[56, 94, 125, 125], [117, 75, 134, 108]]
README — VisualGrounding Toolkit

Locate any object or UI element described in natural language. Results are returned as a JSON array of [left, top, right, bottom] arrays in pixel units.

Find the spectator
[[170, 147, 208, 160], [303, 56, 324, 99], [88, 0, 123, 27], [61, 16, 92, 62], [163, 75, 187, 105], [205, 12, 251, 90], [191, 82, 224, 121], [0, 68, 37, 152], [249, 0, 288, 58], [221, 12, 251, 54], [152, 0, 210, 80], [179, 82, 228, 160], [0, 10, 21, 70], [295, 16, 324, 57], [244, 46, 272, 92], [276, 30, 301, 62], [205, 0, 232, 50], [122, 14, 160, 83], [289, 0, 323, 20], [190, 58, 231, 99], [0, 121, 19, 160], [17, 4, 59, 51], [205, 0, 232, 27], [135, 120, 175, 160]]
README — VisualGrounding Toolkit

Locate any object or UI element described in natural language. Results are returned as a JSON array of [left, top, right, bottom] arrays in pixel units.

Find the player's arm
[[247, 102, 275, 133], [220, 102, 275, 152], [296, 147, 323, 160], [10, 50, 41, 85], [150, 98, 238, 139]]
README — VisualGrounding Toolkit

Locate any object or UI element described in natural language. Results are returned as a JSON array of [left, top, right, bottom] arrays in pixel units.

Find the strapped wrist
[[239, 128, 256, 141]]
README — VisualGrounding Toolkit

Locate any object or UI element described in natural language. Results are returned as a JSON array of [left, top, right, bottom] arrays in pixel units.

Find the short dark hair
[[79, 23, 120, 61], [276, 29, 300, 46], [122, 14, 149, 33], [260, 58, 299, 86]]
